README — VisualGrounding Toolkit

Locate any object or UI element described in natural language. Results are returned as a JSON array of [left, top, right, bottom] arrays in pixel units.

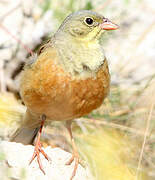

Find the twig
[[118, 21, 155, 73], [142, 153, 155, 169], [135, 102, 154, 180], [0, 3, 21, 22], [135, 21, 155, 47], [75, 120, 88, 134], [0, 23, 34, 56], [79, 117, 155, 139]]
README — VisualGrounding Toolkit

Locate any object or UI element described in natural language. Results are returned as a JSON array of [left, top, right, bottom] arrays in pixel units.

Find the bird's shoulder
[[24, 39, 60, 69]]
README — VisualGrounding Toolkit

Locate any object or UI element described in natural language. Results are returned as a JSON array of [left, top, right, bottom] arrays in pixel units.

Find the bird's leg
[[66, 120, 79, 180], [29, 114, 50, 174]]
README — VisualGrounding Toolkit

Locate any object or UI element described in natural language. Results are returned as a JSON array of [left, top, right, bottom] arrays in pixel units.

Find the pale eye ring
[[84, 17, 94, 26]]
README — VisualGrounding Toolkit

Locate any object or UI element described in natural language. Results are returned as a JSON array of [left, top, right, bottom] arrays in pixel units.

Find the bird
[[10, 10, 118, 179]]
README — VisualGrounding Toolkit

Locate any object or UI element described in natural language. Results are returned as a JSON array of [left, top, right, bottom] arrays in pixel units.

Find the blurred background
[[0, 0, 154, 179]]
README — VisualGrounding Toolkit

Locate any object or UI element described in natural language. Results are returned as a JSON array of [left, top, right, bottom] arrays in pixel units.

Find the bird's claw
[[66, 152, 79, 180], [29, 141, 50, 175]]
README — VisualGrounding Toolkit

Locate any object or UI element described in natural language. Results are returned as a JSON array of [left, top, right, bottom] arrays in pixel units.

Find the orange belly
[[20, 53, 110, 121]]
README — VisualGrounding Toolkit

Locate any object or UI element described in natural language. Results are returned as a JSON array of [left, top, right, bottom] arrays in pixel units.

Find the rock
[[0, 141, 92, 180]]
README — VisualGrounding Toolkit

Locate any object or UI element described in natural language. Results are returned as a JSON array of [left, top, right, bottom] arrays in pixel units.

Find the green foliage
[[84, 1, 93, 10], [109, 86, 122, 106], [0, 151, 5, 161], [124, 0, 130, 4], [40, 0, 94, 24], [41, 0, 51, 15]]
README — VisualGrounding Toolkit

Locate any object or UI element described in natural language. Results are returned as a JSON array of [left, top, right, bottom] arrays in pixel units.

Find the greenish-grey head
[[56, 10, 118, 41]]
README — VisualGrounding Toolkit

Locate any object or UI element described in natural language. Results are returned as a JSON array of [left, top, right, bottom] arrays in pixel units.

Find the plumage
[[10, 10, 118, 179], [20, 48, 110, 124]]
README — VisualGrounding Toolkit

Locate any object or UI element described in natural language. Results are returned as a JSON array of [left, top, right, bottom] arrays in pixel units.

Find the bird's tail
[[10, 127, 39, 145], [10, 110, 40, 145]]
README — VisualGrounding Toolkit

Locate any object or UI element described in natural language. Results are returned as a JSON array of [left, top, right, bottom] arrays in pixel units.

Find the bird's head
[[57, 10, 119, 42]]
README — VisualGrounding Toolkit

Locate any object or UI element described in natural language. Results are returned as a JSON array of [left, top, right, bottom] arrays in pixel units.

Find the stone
[[0, 141, 92, 180]]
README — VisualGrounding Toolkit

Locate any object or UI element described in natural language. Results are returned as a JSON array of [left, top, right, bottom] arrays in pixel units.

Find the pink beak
[[100, 18, 119, 30]]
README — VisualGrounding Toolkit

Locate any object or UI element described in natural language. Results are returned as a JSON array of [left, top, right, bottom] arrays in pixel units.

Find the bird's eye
[[85, 17, 94, 26]]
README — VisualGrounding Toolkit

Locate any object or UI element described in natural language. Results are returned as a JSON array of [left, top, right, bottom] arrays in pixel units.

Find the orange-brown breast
[[20, 48, 110, 122]]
